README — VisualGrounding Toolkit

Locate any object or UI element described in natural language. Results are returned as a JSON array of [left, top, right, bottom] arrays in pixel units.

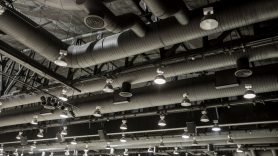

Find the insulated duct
[[0, 69, 277, 127], [2, 130, 278, 151], [81, 0, 147, 37], [144, 0, 189, 25], [0, 43, 277, 109], [0, 0, 278, 68], [1, 44, 278, 108]]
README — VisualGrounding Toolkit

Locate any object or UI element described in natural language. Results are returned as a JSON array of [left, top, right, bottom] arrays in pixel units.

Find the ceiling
[[0, 0, 278, 156]]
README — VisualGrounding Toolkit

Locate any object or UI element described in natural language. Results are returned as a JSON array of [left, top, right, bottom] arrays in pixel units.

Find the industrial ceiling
[[0, 0, 278, 156]]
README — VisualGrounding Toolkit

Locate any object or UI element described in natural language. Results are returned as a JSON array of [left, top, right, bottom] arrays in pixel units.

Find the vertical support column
[[271, 150, 277, 156], [251, 150, 256, 156]]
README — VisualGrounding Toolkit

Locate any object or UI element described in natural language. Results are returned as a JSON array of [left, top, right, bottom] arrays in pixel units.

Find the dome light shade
[[159, 139, 165, 147], [0, 6, 5, 15], [200, 7, 219, 30], [93, 106, 102, 117], [103, 79, 114, 93], [158, 115, 166, 127], [154, 74, 166, 84], [60, 111, 69, 119], [154, 68, 166, 85], [54, 55, 67, 67], [211, 120, 221, 132], [61, 126, 68, 135], [181, 93, 191, 107], [200, 15, 218, 30], [200, 110, 209, 122], [31, 115, 38, 125], [227, 135, 234, 144], [147, 147, 154, 153], [244, 90, 256, 99], [236, 144, 244, 153], [173, 147, 179, 155], [243, 84, 256, 99], [123, 149, 128, 156], [54, 50, 68, 67], [120, 120, 128, 130], [30, 142, 36, 149], [182, 129, 190, 139], [120, 134, 127, 143], [58, 89, 68, 102], [37, 129, 44, 138], [71, 138, 77, 145], [105, 142, 111, 150], [16, 131, 23, 140], [192, 138, 198, 146]]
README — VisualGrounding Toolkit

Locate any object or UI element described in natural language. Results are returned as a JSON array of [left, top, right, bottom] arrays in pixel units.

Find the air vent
[[84, 15, 106, 29]]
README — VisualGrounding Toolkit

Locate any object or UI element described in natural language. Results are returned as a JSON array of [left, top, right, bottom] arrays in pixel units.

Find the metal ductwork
[[0, 42, 278, 109], [0, 10, 68, 63], [2, 129, 278, 151], [0, 70, 277, 127], [81, 0, 147, 37], [0, 0, 278, 68], [0, 43, 275, 107], [144, 0, 189, 25]]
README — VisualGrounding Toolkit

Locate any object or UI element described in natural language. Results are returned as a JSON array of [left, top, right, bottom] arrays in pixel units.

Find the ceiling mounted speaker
[[20, 136, 28, 146], [186, 122, 196, 134], [119, 82, 132, 97], [235, 57, 253, 78]]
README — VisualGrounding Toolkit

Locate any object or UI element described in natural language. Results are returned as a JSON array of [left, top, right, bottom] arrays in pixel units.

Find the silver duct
[[144, 0, 189, 25], [67, 0, 278, 68], [82, 0, 147, 37], [0, 72, 277, 127], [1, 43, 278, 109], [0, 0, 278, 68], [2, 129, 278, 151]]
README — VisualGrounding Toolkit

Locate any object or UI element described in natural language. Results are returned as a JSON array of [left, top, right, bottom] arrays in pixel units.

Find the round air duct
[[235, 57, 253, 78]]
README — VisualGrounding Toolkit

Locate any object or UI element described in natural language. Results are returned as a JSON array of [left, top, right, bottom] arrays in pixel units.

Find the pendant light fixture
[[243, 84, 256, 99], [154, 68, 166, 85]]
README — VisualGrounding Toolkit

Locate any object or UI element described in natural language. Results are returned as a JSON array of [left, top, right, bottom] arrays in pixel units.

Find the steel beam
[[0, 40, 81, 92]]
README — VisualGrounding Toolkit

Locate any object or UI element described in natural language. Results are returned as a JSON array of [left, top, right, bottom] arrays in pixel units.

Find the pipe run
[[1, 42, 278, 109], [1, 96, 278, 134], [144, 0, 189, 25], [0, 0, 278, 68], [0, 69, 277, 127], [2, 129, 278, 151]]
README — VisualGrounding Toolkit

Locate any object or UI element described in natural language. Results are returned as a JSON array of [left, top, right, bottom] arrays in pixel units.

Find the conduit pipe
[[0, 70, 277, 127], [2, 98, 277, 134], [2, 129, 278, 151], [144, 0, 189, 25], [1, 42, 278, 109], [0, 0, 278, 68]]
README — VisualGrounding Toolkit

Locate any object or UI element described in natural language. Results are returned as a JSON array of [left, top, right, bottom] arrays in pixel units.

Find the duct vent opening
[[84, 15, 106, 29]]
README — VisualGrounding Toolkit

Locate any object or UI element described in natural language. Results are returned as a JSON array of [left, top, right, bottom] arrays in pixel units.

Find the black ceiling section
[[0, 0, 278, 155]]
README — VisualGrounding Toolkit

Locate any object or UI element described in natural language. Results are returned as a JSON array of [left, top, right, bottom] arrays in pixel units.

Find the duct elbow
[[144, 0, 189, 25], [82, 0, 146, 37], [117, 13, 147, 38]]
